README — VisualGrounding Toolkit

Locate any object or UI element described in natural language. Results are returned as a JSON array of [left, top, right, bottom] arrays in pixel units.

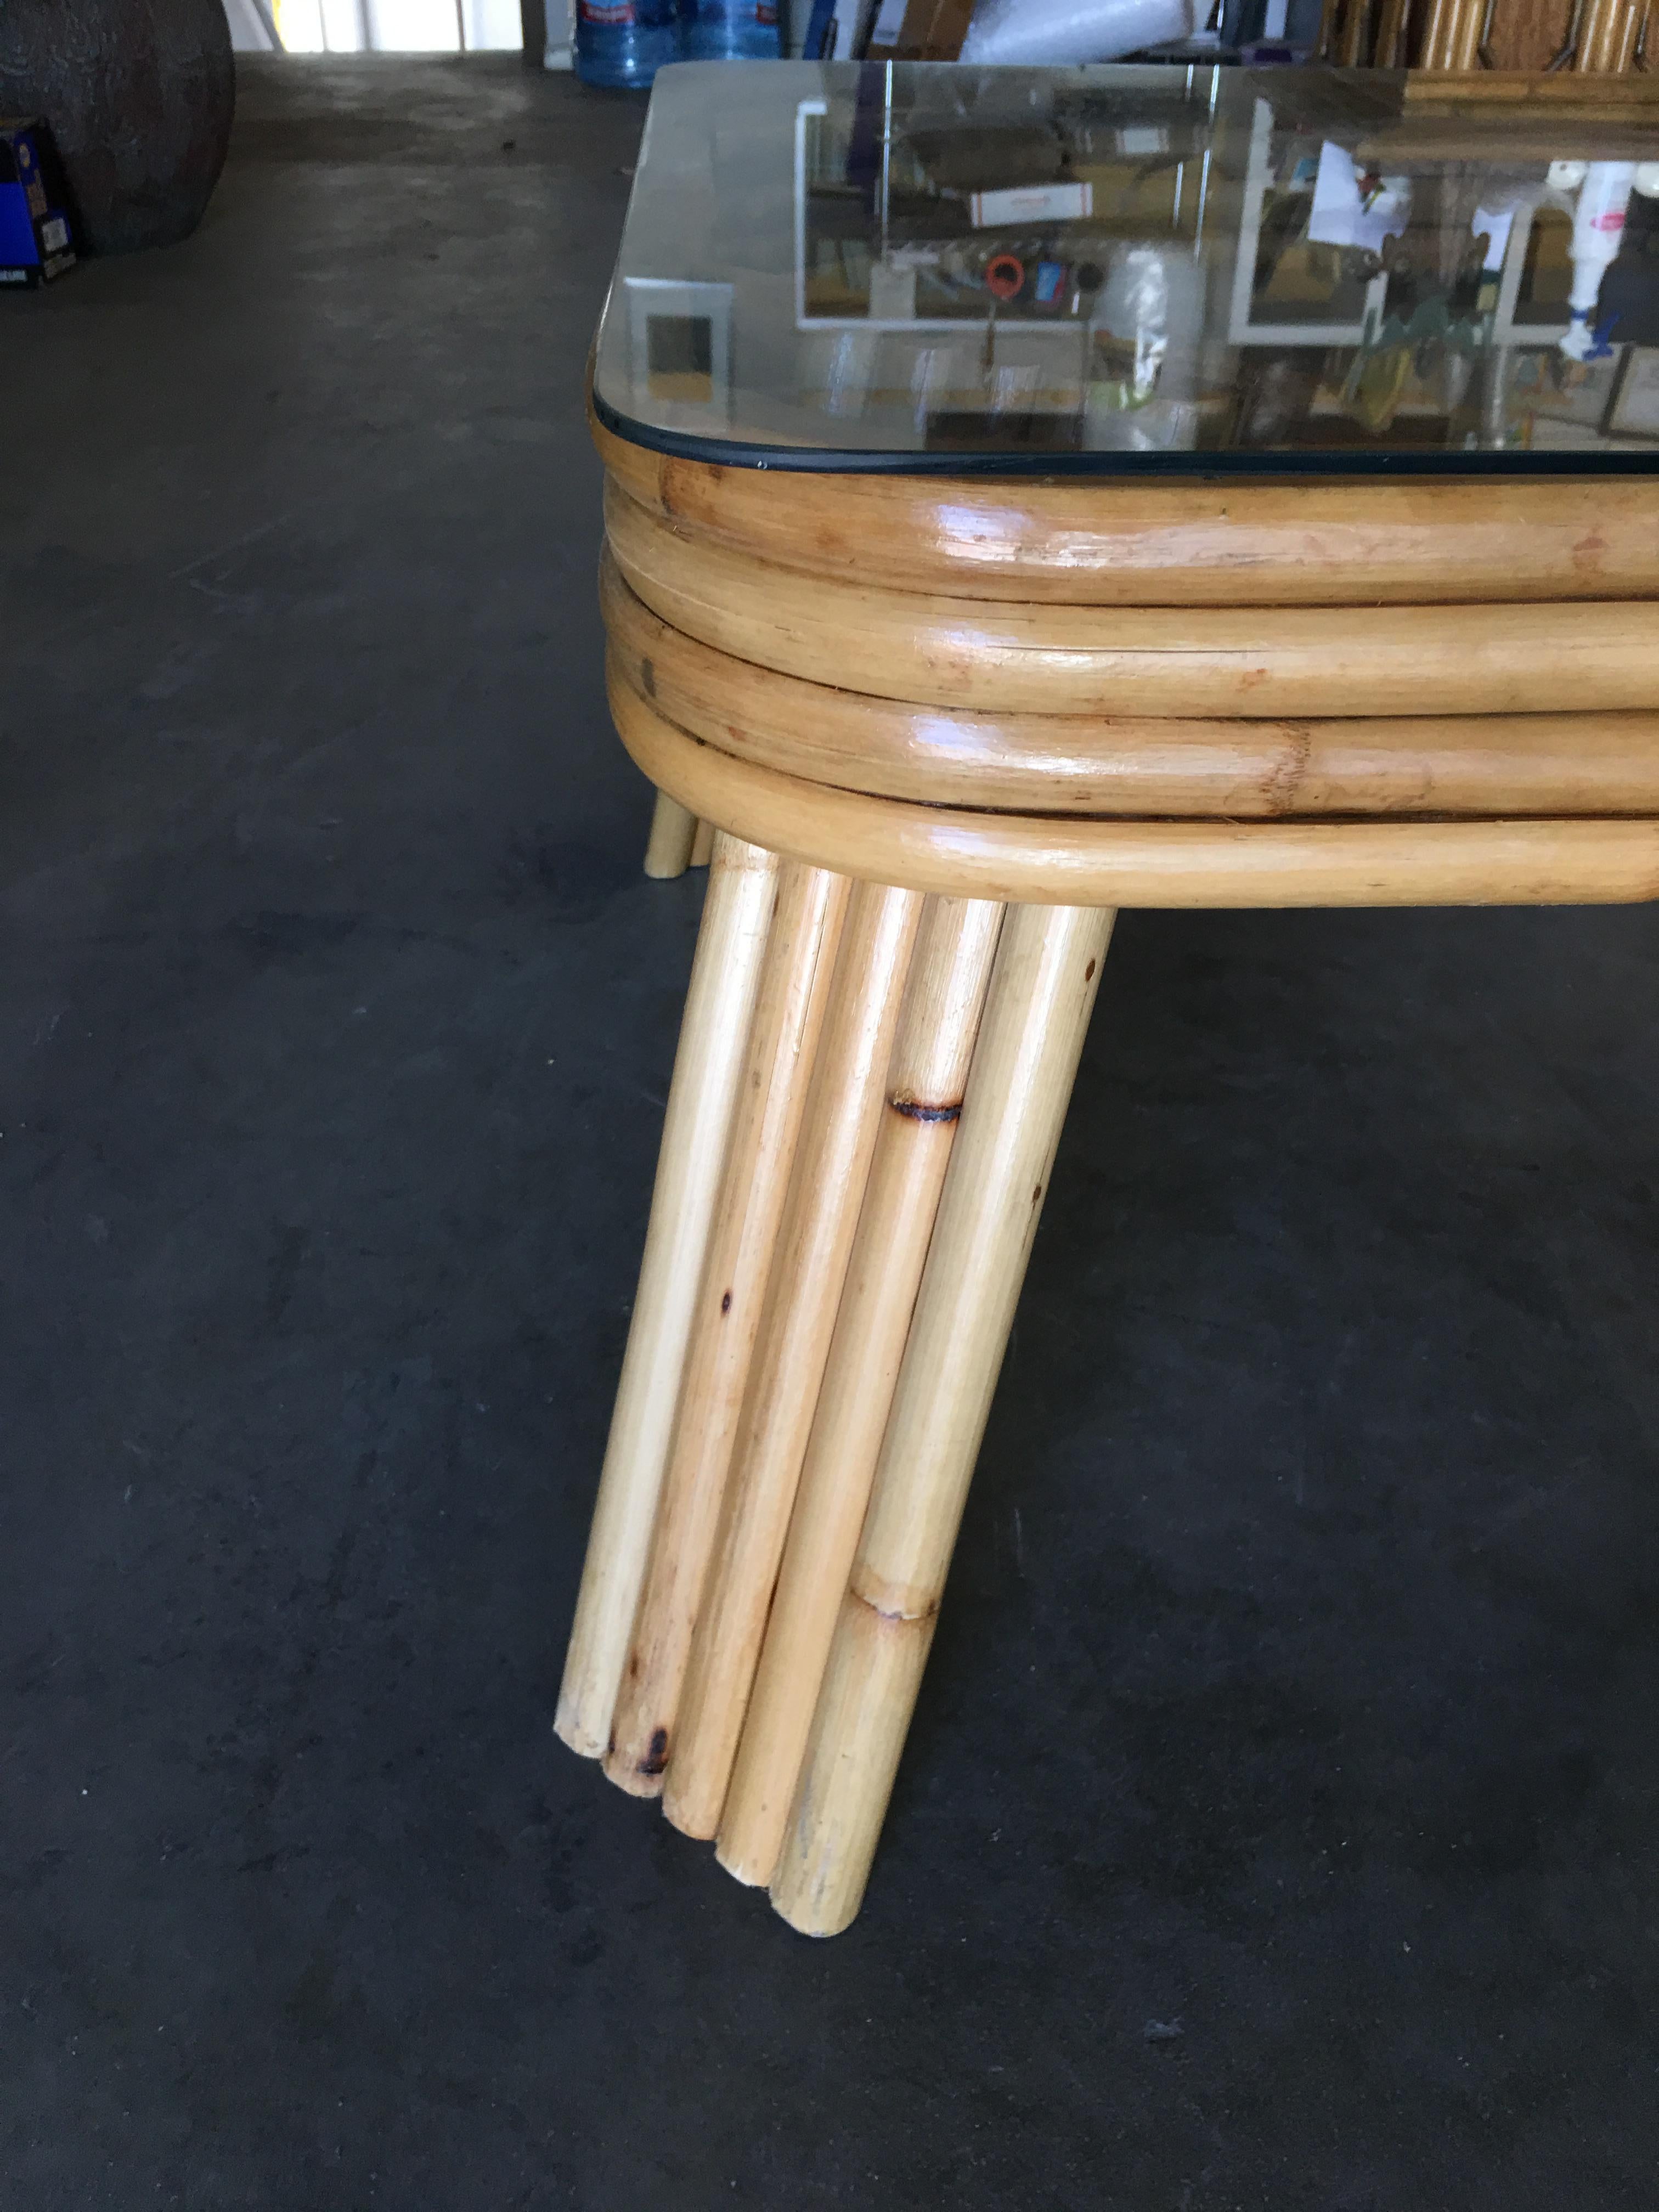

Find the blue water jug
[[679, 0, 782, 63], [575, 0, 679, 87]]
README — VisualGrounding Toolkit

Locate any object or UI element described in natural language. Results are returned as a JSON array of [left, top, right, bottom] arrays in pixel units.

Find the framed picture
[[1605, 345, 1659, 441], [1513, 343, 1627, 429], [623, 277, 732, 420], [1227, 102, 1389, 347]]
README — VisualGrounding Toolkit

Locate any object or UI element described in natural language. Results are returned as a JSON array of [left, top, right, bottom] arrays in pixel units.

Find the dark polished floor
[[3, 54, 1657, 2212]]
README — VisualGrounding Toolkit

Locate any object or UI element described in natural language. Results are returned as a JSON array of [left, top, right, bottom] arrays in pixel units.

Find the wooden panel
[[1483, 0, 1576, 69], [594, 418, 1659, 608], [610, 670, 1659, 909], [605, 483, 1659, 721]]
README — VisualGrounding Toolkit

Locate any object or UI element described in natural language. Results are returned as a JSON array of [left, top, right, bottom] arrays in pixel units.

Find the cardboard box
[[0, 120, 76, 289], [865, 0, 979, 60], [969, 180, 1094, 228]]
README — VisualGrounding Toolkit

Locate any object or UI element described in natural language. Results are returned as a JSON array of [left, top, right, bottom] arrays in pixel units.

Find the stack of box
[[0, 121, 75, 289]]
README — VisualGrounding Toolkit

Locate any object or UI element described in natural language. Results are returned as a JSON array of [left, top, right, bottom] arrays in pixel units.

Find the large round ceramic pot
[[0, 0, 234, 255]]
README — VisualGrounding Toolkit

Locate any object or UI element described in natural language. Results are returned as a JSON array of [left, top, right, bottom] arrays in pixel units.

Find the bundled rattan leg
[[770, 901, 1114, 1937], [664, 880, 926, 1840], [555, 835, 778, 1758], [715, 896, 1006, 1887], [644, 789, 699, 879], [604, 859, 851, 1795]]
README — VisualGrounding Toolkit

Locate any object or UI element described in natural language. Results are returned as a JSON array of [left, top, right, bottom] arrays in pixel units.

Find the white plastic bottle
[[1553, 160, 1637, 361], [1083, 245, 1205, 452]]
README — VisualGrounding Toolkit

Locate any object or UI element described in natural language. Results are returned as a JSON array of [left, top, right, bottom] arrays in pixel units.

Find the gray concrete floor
[[4, 54, 1658, 2212]]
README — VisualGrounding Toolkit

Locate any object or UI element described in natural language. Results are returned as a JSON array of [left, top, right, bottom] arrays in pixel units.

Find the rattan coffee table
[[557, 60, 1659, 1934]]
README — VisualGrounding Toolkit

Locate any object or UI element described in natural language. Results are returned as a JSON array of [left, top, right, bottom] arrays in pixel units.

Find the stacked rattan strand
[[557, 411, 1659, 1934]]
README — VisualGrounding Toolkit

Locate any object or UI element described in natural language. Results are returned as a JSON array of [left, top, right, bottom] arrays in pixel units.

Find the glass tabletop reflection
[[592, 60, 1659, 475]]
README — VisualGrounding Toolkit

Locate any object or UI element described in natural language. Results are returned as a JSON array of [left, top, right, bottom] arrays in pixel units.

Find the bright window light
[[268, 0, 523, 49]]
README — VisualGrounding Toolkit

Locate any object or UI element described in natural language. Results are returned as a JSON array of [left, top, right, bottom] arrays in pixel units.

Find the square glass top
[[592, 60, 1659, 476]]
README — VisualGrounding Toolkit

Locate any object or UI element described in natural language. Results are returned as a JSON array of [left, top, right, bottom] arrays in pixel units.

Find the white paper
[[1472, 205, 1516, 273], [1307, 141, 1410, 257], [868, 261, 918, 321]]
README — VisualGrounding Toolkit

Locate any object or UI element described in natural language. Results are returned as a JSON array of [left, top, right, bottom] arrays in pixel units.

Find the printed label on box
[[969, 182, 1092, 229], [1, 119, 78, 282]]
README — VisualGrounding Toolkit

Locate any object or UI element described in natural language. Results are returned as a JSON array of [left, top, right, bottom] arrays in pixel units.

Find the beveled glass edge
[[592, 384, 1659, 479]]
